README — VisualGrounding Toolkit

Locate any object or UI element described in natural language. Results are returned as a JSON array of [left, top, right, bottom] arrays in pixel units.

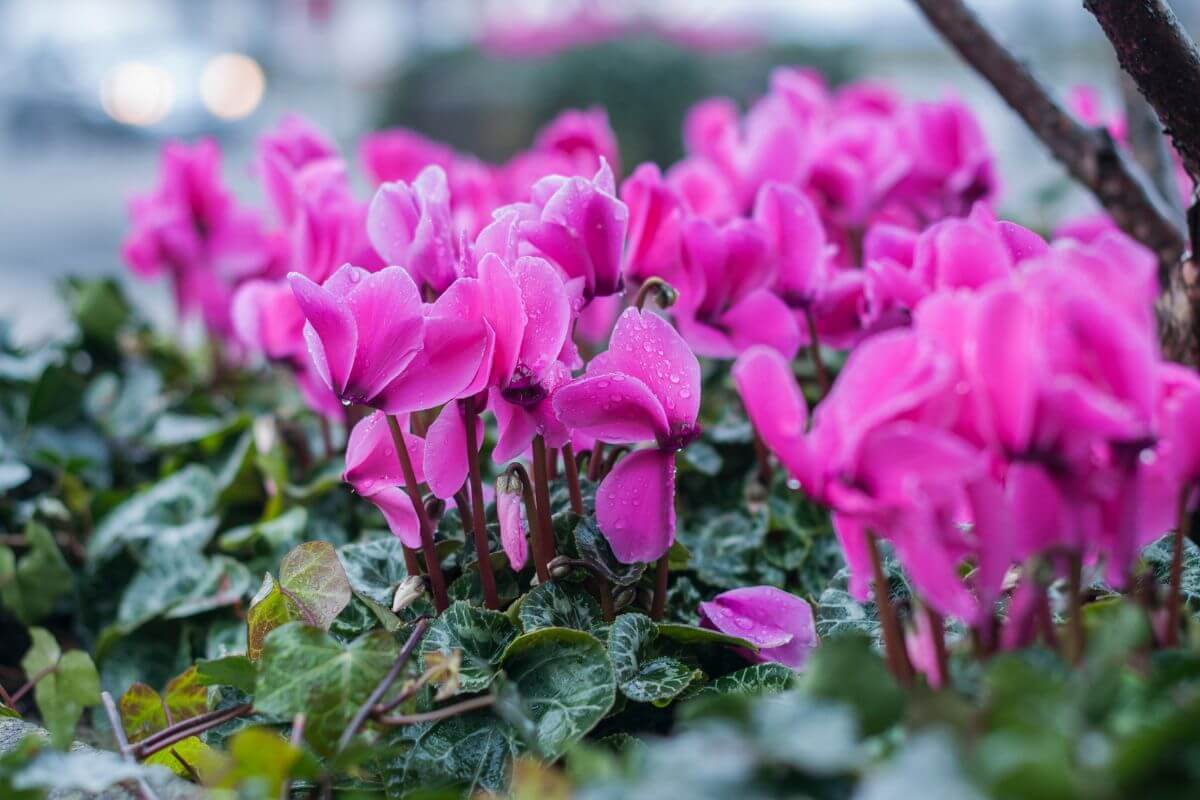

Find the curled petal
[[496, 475, 529, 571], [423, 403, 471, 500], [367, 487, 422, 550], [553, 373, 669, 445], [289, 271, 357, 395], [721, 289, 802, 360], [698, 586, 818, 670], [732, 346, 811, 483], [344, 411, 424, 493], [376, 316, 490, 414]]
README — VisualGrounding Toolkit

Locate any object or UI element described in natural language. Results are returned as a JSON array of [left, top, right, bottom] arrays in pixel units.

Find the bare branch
[[910, 0, 1197, 362], [1120, 72, 1185, 225], [1085, 0, 1200, 183]]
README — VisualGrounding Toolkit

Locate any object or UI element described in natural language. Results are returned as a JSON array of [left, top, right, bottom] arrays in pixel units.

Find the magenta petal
[[423, 403, 471, 500], [698, 586, 818, 670], [968, 287, 1040, 454], [491, 395, 538, 463], [289, 271, 357, 395], [496, 480, 528, 571], [343, 266, 426, 404], [368, 487, 422, 550], [376, 316, 490, 413], [832, 512, 873, 602], [732, 346, 811, 483], [513, 257, 572, 375], [343, 411, 424, 493], [366, 179, 420, 266], [553, 374, 670, 445], [722, 289, 802, 359], [594, 308, 702, 429], [595, 448, 676, 563], [477, 254, 527, 384], [754, 182, 827, 301]]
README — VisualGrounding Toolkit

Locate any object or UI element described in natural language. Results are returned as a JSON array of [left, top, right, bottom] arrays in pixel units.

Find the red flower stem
[[339, 616, 430, 752], [464, 398, 500, 609], [1165, 485, 1193, 647], [867, 531, 912, 685], [531, 436, 558, 579], [561, 442, 585, 515], [1066, 551, 1085, 663], [650, 555, 670, 621], [318, 416, 334, 459], [134, 704, 253, 759], [549, 447, 560, 479], [598, 580, 615, 623], [752, 431, 774, 486], [387, 414, 448, 611], [925, 604, 949, 688], [803, 308, 831, 398], [587, 441, 606, 482]]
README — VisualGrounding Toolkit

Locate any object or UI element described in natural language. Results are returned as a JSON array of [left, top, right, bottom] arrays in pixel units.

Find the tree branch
[[1084, 0, 1200, 184], [910, 0, 1196, 362]]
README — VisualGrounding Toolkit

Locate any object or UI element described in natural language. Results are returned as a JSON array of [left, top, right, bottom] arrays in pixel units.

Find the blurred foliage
[[376, 35, 856, 170]]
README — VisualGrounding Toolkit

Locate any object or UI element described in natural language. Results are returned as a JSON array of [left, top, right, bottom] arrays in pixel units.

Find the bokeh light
[[199, 52, 265, 120], [99, 61, 175, 126]]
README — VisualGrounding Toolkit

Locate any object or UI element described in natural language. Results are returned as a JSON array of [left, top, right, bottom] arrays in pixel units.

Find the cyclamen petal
[[595, 448, 677, 564], [343, 411, 424, 493], [732, 346, 811, 484], [343, 267, 427, 403], [367, 487, 422, 550], [721, 288, 802, 360], [289, 271, 358, 395], [552, 373, 670, 445], [698, 586, 818, 670], [496, 474, 529, 571], [423, 403, 471, 500], [375, 314, 491, 414]]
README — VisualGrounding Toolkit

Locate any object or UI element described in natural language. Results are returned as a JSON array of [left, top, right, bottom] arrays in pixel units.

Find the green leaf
[[677, 510, 766, 589], [255, 623, 397, 755], [212, 726, 321, 795], [573, 517, 645, 587], [246, 574, 307, 661], [87, 465, 218, 562], [27, 364, 86, 426], [196, 655, 258, 694], [801, 634, 903, 737], [680, 440, 723, 476], [500, 627, 616, 758], [690, 663, 795, 698], [856, 732, 985, 800], [815, 563, 908, 647], [218, 507, 309, 561], [0, 460, 31, 491], [656, 623, 756, 651], [279, 541, 353, 629], [20, 627, 101, 748], [12, 748, 160, 794], [163, 665, 208, 721], [116, 533, 243, 632], [608, 614, 700, 705], [118, 682, 168, 743], [421, 601, 518, 693], [0, 521, 73, 623], [338, 534, 410, 606], [390, 709, 519, 795], [519, 581, 601, 633], [1140, 533, 1200, 609]]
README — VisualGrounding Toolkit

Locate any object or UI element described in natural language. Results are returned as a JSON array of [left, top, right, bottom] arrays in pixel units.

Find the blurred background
[[2, 0, 1198, 342]]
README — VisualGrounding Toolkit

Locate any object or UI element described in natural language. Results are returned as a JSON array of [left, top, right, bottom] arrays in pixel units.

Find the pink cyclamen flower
[[123, 139, 280, 338], [367, 165, 466, 296], [510, 160, 629, 302], [288, 264, 489, 413], [495, 472, 529, 570], [673, 215, 800, 359], [255, 114, 339, 225], [698, 586, 818, 670], [344, 411, 426, 548], [553, 308, 701, 563], [288, 158, 382, 284]]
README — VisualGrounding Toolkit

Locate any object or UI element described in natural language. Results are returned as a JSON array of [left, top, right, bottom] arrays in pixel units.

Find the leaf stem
[[8, 664, 54, 706], [386, 414, 448, 611], [1066, 551, 1085, 664], [464, 398, 500, 609], [339, 617, 430, 751], [531, 436, 558, 580], [100, 690, 162, 800], [376, 694, 496, 727], [867, 532, 912, 686], [561, 442, 585, 515]]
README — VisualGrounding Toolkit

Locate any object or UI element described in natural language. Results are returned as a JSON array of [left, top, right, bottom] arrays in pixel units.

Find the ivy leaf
[[690, 663, 795, 698], [196, 655, 258, 694], [500, 627, 616, 758], [519, 581, 601, 633], [118, 682, 169, 743], [656, 623, 756, 651], [421, 602, 518, 693], [163, 665, 208, 721], [210, 726, 321, 795], [279, 541, 353, 629], [680, 440, 722, 476], [87, 465, 218, 562], [608, 614, 701, 705], [246, 574, 307, 661], [20, 627, 101, 748], [0, 521, 73, 624], [255, 623, 397, 755], [338, 535, 410, 606], [389, 709, 519, 796], [12, 748, 162, 794], [573, 517, 645, 587]]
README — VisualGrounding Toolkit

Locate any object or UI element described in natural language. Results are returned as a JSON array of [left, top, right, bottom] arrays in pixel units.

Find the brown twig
[[1084, 0, 1200, 183], [134, 704, 253, 759], [338, 617, 431, 752], [387, 414, 448, 611], [1120, 72, 1185, 222], [376, 694, 496, 727], [464, 398, 500, 609], [909, 0, 1194, 362], [101, 691, 161, 800]]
